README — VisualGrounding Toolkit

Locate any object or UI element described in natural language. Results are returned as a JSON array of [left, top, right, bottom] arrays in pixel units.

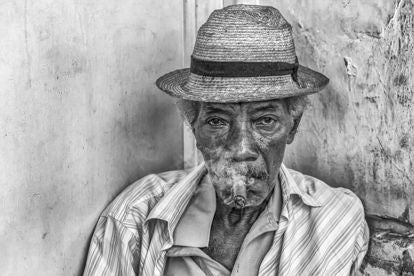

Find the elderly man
[[84, 5, 369, 276]]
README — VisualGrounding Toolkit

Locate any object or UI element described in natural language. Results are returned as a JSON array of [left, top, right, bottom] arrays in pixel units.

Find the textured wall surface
[[260, 0, 414, 274], [0, 1, 183, 275]]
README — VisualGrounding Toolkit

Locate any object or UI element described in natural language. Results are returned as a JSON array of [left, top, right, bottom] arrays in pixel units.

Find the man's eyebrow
[[248, 103, 284, 113], [203, 104, 236, 115]]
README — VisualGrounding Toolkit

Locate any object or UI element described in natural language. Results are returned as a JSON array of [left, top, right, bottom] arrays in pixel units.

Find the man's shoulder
[[287, 168, 369, 263], [288, 168, 365, 217], [101, 168, 191, 223]]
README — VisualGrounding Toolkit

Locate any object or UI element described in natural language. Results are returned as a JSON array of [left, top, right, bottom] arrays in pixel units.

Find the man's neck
[[203, 183, 277, 270]]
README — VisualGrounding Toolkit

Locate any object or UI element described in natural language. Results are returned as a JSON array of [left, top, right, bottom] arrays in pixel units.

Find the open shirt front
[[165, 168, 282, 276], [84, 163, 369, 276]]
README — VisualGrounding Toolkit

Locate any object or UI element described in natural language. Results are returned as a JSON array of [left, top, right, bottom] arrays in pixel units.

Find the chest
[[202, 223, 251, 270]]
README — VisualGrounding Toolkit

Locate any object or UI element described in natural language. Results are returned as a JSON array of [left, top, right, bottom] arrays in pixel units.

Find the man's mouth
[[232, 177, 247, 208], [234, 195, 246, 208], [207, 161, 270, 208]]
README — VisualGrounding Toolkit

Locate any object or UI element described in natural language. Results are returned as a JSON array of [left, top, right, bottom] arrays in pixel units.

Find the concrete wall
[[0, 1, 183, 275]]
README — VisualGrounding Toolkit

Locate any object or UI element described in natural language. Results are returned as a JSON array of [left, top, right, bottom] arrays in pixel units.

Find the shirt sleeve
[[83, 215, 140, 276], [350, 218, 370, 276]]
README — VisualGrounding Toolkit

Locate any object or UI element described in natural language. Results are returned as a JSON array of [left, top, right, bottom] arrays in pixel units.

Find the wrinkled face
[[193, 100, 299, 209]]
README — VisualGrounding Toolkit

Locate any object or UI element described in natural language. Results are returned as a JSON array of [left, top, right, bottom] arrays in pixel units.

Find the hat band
[[190, 56, 299, 78]]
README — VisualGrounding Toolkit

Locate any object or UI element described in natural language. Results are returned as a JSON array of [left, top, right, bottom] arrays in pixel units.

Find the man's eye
[[255, 116, 276, 126], [207, 117, 227, 127]]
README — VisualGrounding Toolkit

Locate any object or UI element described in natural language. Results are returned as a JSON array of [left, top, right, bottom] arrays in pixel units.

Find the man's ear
[[286, 113, 303, 144]]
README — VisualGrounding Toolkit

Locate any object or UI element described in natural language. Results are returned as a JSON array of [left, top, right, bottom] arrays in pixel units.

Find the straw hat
[[156, 4, 329, 103]]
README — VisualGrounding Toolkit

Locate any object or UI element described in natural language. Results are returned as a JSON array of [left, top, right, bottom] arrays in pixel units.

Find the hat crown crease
[[193, 4, 296, 63]]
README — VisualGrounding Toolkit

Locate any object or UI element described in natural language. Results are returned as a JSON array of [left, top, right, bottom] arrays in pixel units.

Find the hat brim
[[156, 65, 329, 103]]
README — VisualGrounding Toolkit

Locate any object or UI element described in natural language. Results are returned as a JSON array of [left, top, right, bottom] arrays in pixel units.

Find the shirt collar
[[279, 163, 323, 208], [146, 162, 323, 247], [145, 163, 207, 244]]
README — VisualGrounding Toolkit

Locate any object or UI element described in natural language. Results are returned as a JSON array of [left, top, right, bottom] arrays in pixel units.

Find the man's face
[[193, 99, 298, 208]]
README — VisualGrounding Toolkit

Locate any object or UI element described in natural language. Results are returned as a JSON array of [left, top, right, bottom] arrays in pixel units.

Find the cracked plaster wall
[[257, 0, 414, 274]]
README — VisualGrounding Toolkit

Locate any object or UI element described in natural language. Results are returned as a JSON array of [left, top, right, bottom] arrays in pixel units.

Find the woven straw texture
[[156, 4, 329, 102]]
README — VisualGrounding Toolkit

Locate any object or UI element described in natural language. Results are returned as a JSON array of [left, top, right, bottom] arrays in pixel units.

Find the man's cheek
[[252, 132, 272, 151], [196, 137, 226, 161], [212, 177, 232, 196]]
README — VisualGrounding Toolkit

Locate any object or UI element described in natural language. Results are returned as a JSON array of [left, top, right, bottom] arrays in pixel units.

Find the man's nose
[[230, 124, 259, 162]]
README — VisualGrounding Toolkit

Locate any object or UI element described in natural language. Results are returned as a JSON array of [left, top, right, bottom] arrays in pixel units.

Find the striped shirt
[[83, 163, 369, 276]]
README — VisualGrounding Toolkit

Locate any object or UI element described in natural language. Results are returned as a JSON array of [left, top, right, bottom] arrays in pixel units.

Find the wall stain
[[401, 250, 414, 274], [394, 74, 408, 86], [399, 206, 411, 224], [399, 134, 409, 149]]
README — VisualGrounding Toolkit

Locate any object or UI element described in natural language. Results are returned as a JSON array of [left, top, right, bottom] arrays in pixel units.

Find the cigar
[[233, 178, 247, 208]]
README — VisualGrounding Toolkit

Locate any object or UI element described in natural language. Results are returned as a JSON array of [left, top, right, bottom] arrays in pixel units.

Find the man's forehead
[[201, 99, 287, 113]]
